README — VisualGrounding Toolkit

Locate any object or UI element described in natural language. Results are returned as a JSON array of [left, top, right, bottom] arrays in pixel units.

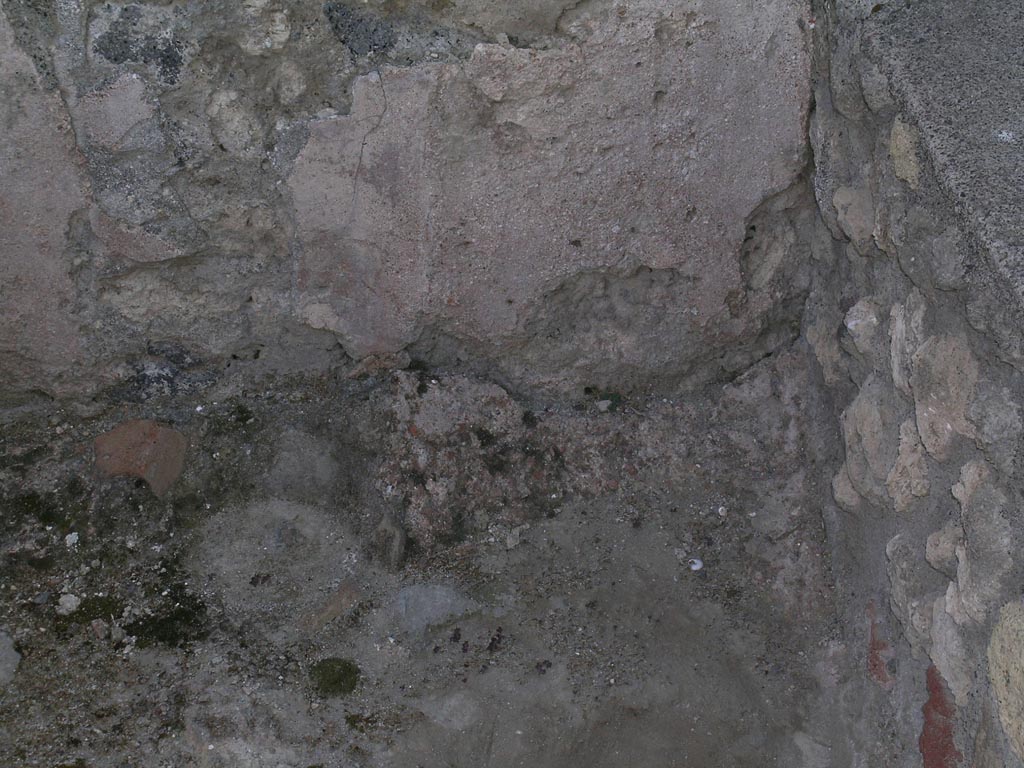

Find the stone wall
[[0, 0, 813, 404], [4, 0, 1024, 764], [809, 2, 1024, 765]]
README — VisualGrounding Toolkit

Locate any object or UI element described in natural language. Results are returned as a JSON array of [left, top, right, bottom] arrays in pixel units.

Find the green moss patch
[[125, 582, 207, 648], [310, 657, 361, 697]]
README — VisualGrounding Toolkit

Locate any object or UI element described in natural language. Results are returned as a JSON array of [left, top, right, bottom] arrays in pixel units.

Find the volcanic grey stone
[[0, 631, 19, 687]]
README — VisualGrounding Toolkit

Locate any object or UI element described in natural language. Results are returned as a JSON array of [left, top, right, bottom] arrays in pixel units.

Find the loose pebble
[[56, 594, 81, 616], [0, 630, 20, 686]]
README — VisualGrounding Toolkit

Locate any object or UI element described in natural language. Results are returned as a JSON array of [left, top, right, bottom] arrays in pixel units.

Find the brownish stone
[[302, 579, 362, 633], [94, 420, 187, 497]]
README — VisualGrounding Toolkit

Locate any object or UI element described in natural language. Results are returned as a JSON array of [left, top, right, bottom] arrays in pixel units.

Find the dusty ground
[[0, 343, 850, 767]]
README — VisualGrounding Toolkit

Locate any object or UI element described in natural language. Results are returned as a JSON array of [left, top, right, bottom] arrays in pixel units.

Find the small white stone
[[56, 594, 81, 616], [65, 532, 79, 547], [688, 558, 704, 572], [596, 400, 613, 412]]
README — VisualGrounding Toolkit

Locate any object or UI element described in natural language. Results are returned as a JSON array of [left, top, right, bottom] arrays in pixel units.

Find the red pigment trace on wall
[[866, 600, 894, 689], [920, 664, 962, 768]]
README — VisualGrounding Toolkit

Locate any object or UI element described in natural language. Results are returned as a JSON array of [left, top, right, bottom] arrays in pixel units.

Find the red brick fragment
[[920, 664, 962, 768], [867, 600, 895, 689], [94, 419, 187, 497]]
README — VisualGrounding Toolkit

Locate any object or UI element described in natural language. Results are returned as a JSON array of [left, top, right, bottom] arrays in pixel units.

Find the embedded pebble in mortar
[[91, 620, 110, 640], [56, 594, 81, 616], [689, 558, 704, 572], [0, 630, 19, 687]]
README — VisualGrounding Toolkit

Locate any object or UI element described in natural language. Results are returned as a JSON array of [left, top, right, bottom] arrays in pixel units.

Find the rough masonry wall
[[8, 0, 1024, 765], [809, 2, 1024, 765], [0, 0, 812, 404]]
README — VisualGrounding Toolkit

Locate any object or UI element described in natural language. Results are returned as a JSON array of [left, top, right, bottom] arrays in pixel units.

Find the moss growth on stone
[[55, 594, 125, 633], [201, 398, 260, 439], [7, 479, 87, 530], [126, 581, 207, 648], [310, 657, 360, 697]]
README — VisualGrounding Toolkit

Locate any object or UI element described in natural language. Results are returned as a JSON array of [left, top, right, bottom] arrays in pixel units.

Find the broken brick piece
[[94, 419, 187, 497], [920, 664, 963, 768], [867, 601, 895, 690]]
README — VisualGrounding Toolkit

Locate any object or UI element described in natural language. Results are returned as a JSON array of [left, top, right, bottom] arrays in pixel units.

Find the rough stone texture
[[0, 352, 848, 767], [0, 0, 813, 402], [866, 600, 895, 691], [866, 1, 1024, 308], [911, 336, 978, 462], [972, 702, 1016, 768], [929, 596, 971, 707], [0, 6, 88, 402], [842, 296, 886, 369], [288, 0, 813, 390], [4, 0, 1024, 766], [886, 534, 936, 659], [832, 183, 875, 249], [988, 601, 1024, 763], [948, 462, 1013, 625], [388, 584, 479, 637], [886, 418, 929, 513], [73, 73, 156, 150], [889, 289, 927, 398], [839, 374, 902, 506], [803, 2, 1024, 765], [94, 419, 187, 496], [0, 630, 18, 687], [969, 381, 1023, 476], [925, 522, 962, 581], [889, 117, 920, 190]]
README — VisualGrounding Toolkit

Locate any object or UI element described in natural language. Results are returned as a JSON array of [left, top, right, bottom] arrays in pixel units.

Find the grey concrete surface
[[866, 2, 1024, 305]]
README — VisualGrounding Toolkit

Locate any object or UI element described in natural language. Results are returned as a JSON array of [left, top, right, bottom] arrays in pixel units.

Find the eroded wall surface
[[0, 0, 813, 402], [809, 2, 1024, 765], [6, 0, 1024, 766]]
